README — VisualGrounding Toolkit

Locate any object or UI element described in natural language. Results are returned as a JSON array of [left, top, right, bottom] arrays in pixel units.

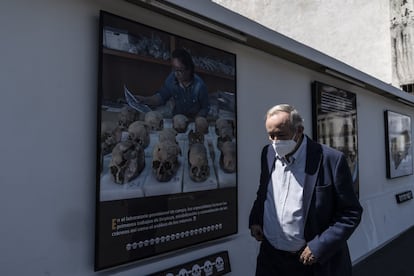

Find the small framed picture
[[384, 110, 413, 178]]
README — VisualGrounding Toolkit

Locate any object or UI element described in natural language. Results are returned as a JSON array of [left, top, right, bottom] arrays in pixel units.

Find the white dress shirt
[[263, 137, 307, 252]]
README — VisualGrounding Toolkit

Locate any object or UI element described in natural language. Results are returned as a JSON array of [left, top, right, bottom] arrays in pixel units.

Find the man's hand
[[250, 224, 264, 241], [134, 94, 162, 107], [299, 246, 317, 265]]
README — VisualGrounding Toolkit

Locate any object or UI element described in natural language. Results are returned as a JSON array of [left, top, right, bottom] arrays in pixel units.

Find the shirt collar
[[279, 135, 306, 165], [291, 135, 306, 159]]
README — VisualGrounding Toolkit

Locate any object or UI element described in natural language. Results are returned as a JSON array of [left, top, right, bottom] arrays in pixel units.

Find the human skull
[[101, 121, 122, 155], [109, 140, 145, 184], [217, 126, 234, 151], [145, 111, 164, 131], [188, 129, 204, 146], [152, 140, 181, 182], [127, 121, 149, 148], [188, 143, 210, 182], [203, 260, 213, 276], [118, 106, 140, 130], [173, 114, 189, 133], [195, 116, 209, 134], [191, 264, 202, 276], [220, 141, 237, 173], [178, 268, 189, 276], [215, 257, 224, 272], [215, 118, 233, 136], [159, 128, 178, 144]]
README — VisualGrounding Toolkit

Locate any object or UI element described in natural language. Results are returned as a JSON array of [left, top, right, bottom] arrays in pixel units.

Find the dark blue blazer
[[249, 136, 363, 275]]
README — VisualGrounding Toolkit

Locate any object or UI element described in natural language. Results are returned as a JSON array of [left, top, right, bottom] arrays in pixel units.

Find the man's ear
[[295, 126, 304, 141]]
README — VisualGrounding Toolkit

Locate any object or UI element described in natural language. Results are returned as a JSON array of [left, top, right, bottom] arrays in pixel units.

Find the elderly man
[[249, 104, 362, 276]]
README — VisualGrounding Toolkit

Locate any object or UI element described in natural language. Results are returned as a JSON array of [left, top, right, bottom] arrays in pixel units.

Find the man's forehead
[[266, 113, 290, 130], [267, 112, 289, 123], [172, 58, 184, 66]]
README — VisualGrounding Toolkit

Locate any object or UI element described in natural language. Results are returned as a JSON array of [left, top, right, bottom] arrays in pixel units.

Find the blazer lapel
[[303, 137, 322, 221], [267, 144, 276, 171]]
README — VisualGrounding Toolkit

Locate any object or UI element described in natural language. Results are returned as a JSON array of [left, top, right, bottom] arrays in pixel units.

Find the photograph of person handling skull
[[133, 48, 210, 119], [98, 21, 237, 201], [95, 12, 238, 270]]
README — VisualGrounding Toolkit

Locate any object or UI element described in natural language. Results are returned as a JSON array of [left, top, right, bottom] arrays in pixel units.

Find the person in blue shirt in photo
[[135, 48, 209, 118]]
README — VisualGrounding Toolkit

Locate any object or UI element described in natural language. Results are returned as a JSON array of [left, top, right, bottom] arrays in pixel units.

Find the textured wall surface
[[213, 0, 393, 85]]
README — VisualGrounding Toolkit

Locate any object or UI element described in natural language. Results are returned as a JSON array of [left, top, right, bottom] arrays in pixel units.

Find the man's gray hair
[[265, 104, 304, 131]]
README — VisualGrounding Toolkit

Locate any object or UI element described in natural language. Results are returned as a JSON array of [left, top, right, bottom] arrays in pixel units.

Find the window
[[401, 83, 414, 94]]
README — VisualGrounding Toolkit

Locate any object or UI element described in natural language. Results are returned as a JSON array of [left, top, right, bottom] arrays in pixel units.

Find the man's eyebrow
[[267, 130, 283, 138]]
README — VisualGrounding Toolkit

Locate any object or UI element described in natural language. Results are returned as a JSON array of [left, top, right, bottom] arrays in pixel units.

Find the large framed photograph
[[384, 110, 413, 178], [311, 81, 359, 197], [95, 11, 237, 270]]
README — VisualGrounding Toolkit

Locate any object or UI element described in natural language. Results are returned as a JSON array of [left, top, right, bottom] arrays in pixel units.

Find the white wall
[[213, 0, 393, 86], [0, 0, 413, 275]]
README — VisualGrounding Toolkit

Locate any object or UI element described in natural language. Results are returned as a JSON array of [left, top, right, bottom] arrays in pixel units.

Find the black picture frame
[[384, 110, 413, 179], [95, 11, 238, 271], [311, 81, 359, 197]]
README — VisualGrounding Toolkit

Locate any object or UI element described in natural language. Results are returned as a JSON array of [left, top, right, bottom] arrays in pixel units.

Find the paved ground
[[352, 226, 414, 276]]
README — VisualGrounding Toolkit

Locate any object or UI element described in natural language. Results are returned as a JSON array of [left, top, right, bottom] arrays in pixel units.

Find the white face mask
[[272, 133, 297, 157]]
